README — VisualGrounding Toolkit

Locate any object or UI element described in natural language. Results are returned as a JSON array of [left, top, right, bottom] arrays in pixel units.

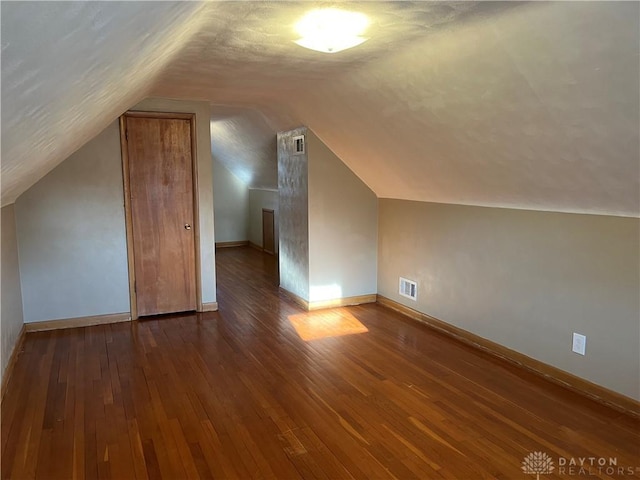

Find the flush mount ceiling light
[[294, 8, 369, 54]]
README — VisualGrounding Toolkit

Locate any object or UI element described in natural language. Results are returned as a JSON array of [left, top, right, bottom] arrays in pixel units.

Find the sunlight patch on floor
[[288, 310, 368, 341]]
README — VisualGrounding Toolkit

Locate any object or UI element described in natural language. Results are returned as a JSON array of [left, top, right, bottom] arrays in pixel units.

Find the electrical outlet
[[572, 332, 586, 356]]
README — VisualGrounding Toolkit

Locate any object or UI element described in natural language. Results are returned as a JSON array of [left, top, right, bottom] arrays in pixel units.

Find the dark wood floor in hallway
[[2, 246, 639, 479]]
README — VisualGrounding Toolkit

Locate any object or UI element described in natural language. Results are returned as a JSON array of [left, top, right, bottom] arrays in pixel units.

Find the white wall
[[15, 121, 130, 323], [248, 189, 278, 252], [378, 199, 640, 400], [212, 157, 248, 243], [307, 132, 377, 302], [133, 98, 217, 304], [1, 204, 25, 380], [277, 128, 309, 300], [14, 98, 218, 325]]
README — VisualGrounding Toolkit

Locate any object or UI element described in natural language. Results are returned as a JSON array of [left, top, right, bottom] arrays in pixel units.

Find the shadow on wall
[[209, 106, 278, 189], [209, 106, 279, 249]]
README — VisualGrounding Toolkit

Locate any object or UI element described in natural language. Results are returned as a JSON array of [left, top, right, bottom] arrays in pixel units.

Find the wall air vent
[[293, 134, 305, 155], [399, 277, 417, 301]]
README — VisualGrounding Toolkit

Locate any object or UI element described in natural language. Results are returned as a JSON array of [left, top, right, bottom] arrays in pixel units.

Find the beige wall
[[307, 132, 377, 301], [212, 157, 248, 243], [277, 128, 378, 303], [133, 98, 216, 304], [1, 205, 24, 380], [248, 189, 278, 252], [15, 121, 130, 323], [378, 199, 640, 400]]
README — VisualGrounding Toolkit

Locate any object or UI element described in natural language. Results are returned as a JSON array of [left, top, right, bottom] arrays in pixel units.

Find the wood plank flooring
[[2, 246, 639, 479]]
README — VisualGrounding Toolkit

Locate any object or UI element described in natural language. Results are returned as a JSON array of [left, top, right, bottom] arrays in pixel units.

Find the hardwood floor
[[2, 246, 639, 479]]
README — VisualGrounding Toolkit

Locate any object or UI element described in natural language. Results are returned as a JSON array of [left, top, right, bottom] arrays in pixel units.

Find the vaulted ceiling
[[2, 1, 638, 216]]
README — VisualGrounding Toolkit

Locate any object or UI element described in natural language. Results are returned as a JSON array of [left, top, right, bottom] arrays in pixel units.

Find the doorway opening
[[262, 208, 275, 255]]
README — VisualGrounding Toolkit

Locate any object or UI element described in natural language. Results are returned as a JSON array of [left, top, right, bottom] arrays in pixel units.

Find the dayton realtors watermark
[[522, 451, 640, 478], [558, 456, 639, 476]]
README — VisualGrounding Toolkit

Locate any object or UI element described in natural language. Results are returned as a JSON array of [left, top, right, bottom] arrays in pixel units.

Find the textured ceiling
[[1, 1, 207, 204], [2, 1, 639, 216], [210, 106, 277, 189]]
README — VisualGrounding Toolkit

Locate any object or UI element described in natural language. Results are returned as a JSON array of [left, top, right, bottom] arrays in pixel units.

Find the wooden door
[[262, 209, 275, 255], [123, 114, 197, 316]]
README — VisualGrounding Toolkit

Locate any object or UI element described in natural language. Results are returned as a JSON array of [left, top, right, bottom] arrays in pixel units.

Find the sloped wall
[[15, 98, 218, 324], [209, 106, 278, 190], [212, 157, 249, 244], [1, 204, 24, 380], [378, 199, 640, 400], [15, 121, 130, 323], [277, 128, 377, 304], [307, 132, 377, 302], [1, 1, 207, 206]]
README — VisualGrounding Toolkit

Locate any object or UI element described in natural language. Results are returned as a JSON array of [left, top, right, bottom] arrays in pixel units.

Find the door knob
[[184, 224, 191, 230]]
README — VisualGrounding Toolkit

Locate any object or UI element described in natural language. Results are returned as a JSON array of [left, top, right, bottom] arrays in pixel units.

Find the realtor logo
[[522, 451, 555, 479]]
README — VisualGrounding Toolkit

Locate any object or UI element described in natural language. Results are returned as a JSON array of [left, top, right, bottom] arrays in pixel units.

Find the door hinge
[[133, 281, 136, 293], [125, 129, 129, 141]]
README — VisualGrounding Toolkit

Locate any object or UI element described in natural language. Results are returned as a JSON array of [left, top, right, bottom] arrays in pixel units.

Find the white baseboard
[[200, 302, 219, 312], [25, 312, 131, 332]]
